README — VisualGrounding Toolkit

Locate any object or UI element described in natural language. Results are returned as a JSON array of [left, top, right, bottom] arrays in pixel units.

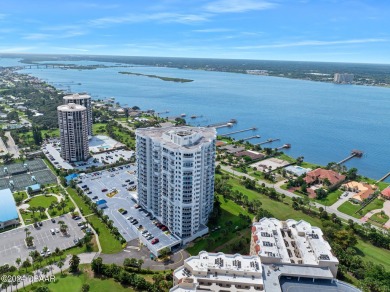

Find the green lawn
[[186, 196, 253, 255], [25, 270, 135, 292], [355, 240, 390, 271], [315, 189, 342, 206], [28, 195, 58, 208], [338, 198, 385, 218], [227, 177, 323, 226], [87, 215, 123, 254], [66, 187, 93, 216], [92, 123, 108, 135], [13, 191, 28, 205], [369, 212, 389, 225], [42, 128, 60, 138]]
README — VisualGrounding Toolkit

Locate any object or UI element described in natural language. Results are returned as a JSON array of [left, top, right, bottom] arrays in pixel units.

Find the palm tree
[[54, 247, 61, 261], [24, 228, 29, 238], [56, 260, 64, 275], [15, 258, 21, 274], [42, 246, 48, 264]]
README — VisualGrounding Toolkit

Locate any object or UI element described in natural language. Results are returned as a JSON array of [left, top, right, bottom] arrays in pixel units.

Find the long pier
[[255, 138, 280, 146], [207, 119, 237, 128], [240, 135, 261, 141], [220, 127, 257, 137], [336, 150, 363, 165], [377, 172, 390, 183]]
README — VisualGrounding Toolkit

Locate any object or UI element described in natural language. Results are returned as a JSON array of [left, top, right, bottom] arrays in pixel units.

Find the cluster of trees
[[322, 219, 390, 291], [91, 257, 172, 292]]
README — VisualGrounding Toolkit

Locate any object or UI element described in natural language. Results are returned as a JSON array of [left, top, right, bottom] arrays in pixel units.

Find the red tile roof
[[304, 168, 345, 186], [381, 187, 390, 199]]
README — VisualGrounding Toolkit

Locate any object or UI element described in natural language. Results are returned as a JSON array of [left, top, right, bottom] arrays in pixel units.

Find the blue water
[[2, 58, 389, 180]]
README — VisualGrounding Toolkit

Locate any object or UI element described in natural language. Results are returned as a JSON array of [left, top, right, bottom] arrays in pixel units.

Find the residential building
[[57, 103, 89, 162], [304, 168, 345, 189], [63, 93, 93, 136], [136, 126, 216, 243], [250, 218, 339, 277], [341, 181, 377, 203], [171, 251, 264, 292], [334, 73, 354, 84], [0, 188, 19, 229], [381, 187, 390, 200]]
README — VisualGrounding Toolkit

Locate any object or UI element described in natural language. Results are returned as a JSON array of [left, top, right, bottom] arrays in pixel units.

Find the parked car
[[92, 196, 98, 200], [50, 229, 55, 235], [151, 238, 159, 244], [51, 219, 56, 223], [101, 188, 107, 192]]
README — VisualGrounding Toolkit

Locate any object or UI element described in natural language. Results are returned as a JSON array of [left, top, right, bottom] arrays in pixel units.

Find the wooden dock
[[336, 150, 363, 165], [276, 144, 291, 150], [220, 127, 257, 137], [240, 135, 261, 141], [255, 138, 280, 146], [207, 119, 237, 128], [376, 172, 390, 183]]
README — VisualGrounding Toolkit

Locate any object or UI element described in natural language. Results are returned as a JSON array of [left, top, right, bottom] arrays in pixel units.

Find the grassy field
[[186, 196, 253, 255], [338, 198, 384, 218], [355, 240, 390, 271], [87, 215, 123, 254], [228, 177, 323, 226], [66, 187, 93, 216], [28, 195, 58, 208], [315, 189, 343, 206], [23, 268, 136, 292], [369, 212, 389, 225], [92, 123, 108, 135]]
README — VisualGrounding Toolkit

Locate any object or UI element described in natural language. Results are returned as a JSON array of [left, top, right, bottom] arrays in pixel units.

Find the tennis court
[[0, 159, 57, 191]]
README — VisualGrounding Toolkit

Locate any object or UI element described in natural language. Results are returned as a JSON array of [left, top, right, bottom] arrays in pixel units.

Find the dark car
[[51, 219, 56, 223], [38, 222, 43, 227]]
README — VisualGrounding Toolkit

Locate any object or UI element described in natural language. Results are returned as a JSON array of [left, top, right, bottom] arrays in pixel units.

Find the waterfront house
[[304, 168, 345, 190], [342, 181, 377, 203], [381, 187, 390, 200]]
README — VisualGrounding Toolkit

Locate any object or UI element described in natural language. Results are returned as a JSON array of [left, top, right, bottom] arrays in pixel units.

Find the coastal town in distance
[[0, 55, 389, 292]]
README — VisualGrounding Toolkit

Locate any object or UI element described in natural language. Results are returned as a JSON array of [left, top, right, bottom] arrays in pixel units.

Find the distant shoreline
[[118, 71, 193, 83]]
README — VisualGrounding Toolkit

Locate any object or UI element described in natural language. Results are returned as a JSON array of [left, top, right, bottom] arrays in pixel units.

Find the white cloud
[[23, 33, 51, 40], [192, 28, 233, 33], [204, 0, 276, 13], [89, 12, 210, 27], [235, 38, 387, 49]]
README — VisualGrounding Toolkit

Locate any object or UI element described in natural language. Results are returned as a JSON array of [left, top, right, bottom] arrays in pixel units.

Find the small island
[[119, 71, 193, 83]]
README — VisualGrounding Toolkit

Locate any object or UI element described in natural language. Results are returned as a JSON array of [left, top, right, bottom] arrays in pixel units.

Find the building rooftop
[[136, 126, 216, 150], [57, 103, 86, 112], [173, 251, 264, 289], [304, 168, 345, 186], [0, 188, 18, 222], [63, 93, 91, 101], [252, 218, 338, 267]]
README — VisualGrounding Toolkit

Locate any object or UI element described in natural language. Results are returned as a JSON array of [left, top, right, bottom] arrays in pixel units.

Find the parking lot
[[42, 139, 134, 171], [78, 166, 181, 256], [0, 213, 85, 266]]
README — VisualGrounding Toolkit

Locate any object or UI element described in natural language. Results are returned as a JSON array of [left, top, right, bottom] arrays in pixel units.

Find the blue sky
[[0, 0, 389, 63]]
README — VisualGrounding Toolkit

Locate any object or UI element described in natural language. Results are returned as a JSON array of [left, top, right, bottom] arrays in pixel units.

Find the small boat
[[191, 115, 197, 119], [181, 113, 186, 117]]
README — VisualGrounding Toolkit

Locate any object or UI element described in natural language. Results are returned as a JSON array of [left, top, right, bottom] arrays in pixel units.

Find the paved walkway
[[0, 252, 97, 292], [4, 131, 20, 158]]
